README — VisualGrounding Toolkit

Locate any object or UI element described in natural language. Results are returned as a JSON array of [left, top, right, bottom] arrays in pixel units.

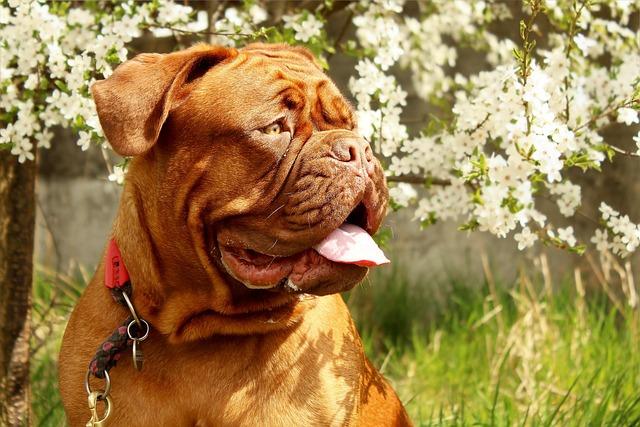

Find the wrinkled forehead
[[238, 43, 326, 86], [190, 44, 355, 131], [241, 43, 323, 71]]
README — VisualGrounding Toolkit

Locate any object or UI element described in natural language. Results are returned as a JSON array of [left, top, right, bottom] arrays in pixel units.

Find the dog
[[59, 43, 411, 426]]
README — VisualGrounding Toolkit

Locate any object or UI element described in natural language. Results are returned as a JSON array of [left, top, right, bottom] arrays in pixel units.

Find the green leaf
[[54, 80, 69, 94], [373, 226, 393, 248], [420, 212, 438, 229], [316, 55, 329, 70], [513, 47, 524, 62], [458, 219, 480, 231], [564, 152, 601, 172], [527, 39, 537, 52], [502, 196, 524, 214], [74, 115, 86, 128], [569, 244, 586, 255], [0, 107, 18, 123], [471, 188, 483, 205], [389, 198, 404, 212]]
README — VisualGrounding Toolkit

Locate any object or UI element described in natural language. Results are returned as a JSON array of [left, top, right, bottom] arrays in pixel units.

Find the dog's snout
[[329, 138, 375, 176], [330, 139, 360, 163]]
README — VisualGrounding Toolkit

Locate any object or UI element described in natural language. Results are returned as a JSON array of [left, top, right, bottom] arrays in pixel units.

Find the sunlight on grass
[[32, 256, 639, 426], [348, 259, 640, 426]]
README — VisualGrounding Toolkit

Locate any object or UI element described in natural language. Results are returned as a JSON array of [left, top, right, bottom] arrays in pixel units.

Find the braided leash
[[84, 240, 151, 426], [88, 283, 133, 379], [89, 316, 131, 379]]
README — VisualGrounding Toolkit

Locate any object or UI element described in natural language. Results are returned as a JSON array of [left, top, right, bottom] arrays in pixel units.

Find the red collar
[[105, 238, 130, 289]]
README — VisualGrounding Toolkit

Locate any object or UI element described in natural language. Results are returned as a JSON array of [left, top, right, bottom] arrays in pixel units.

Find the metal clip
[[86, 391, 112, 427], [120, 290, 141, 328], [85, 370, 111, 400], [127, 318, 150, 371], [132, 339, 144, 371]]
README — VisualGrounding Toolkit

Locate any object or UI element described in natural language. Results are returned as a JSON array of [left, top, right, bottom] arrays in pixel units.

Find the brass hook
[[86, 391, 112, 427]]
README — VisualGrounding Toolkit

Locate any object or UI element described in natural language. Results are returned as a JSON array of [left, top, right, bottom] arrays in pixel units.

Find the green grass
[[348, 266, 640, 426], [32, 264, 640, 426], [31, 268, 83, 427]]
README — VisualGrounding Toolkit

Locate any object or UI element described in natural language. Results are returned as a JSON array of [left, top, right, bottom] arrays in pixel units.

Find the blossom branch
[[467, 114, 490, 135], [328, 9, 354, 59], [386, 175, 452, 186], [516, 0, 543, 135], [141, 23, 254, 38], [573, 98, 639, 132], [608, 144, 640, 158], [563, 0, 590, 122], [517, 0, 542, 85]]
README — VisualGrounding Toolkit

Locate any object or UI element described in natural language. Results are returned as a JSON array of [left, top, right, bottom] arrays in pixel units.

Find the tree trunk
[[0, 150, 36, 426]]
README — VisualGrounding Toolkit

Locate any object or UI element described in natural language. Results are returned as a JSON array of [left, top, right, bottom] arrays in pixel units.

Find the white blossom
[[211, 5, 268, 46], [283, 13, 323, 43], [557, 226, 577, 247], [108, 164, 127, 185], [0, 0, 197, 164], [591, 229, 609, 252], [549, 181, 581, 217], [617, 107, 639, 126], [389, 183, 417, 208], [515, 227, 538, 250], [597, 203, 640, 257]]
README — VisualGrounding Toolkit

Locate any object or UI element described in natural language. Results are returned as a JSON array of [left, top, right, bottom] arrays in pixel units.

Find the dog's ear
[[92, 45, 236, 156]]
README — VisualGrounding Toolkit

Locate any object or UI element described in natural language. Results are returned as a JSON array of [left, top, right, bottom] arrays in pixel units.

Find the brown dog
[[59, 43, 411, 426]]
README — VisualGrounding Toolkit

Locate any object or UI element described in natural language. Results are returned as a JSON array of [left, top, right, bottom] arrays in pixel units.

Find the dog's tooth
[[285, 279, 300, 292]]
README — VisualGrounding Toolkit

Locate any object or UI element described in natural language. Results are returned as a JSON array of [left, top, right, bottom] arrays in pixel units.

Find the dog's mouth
[[213, 202, 389, 296]]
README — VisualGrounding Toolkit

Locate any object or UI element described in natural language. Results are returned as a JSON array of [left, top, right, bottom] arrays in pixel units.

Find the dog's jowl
[[59, 43, 411, 427]]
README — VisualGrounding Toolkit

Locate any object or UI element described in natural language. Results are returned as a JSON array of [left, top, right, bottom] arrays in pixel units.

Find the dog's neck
[[108, 158, 309, 343]]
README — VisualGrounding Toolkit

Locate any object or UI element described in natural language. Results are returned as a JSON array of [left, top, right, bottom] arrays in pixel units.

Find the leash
[[84, 239, 150, 426]]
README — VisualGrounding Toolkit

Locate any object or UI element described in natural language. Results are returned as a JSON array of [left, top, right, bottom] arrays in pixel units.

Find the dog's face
[[93, 44, 387, 330]]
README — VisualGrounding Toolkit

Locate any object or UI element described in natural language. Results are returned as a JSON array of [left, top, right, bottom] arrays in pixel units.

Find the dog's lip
[[218, 243, 355, 292], [218, 244, 297, 290], [214, 203, 373, 291], [223, 199, 374, 256]]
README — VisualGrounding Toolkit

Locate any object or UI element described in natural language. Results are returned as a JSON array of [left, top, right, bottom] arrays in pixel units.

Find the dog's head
[[93, 43, 388, 338]]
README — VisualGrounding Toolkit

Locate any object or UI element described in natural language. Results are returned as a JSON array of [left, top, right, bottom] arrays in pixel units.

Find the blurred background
[[13, 1, 640, 425]]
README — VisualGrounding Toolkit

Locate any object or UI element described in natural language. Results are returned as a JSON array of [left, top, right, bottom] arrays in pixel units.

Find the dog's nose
[[330, 139, 375, 176]]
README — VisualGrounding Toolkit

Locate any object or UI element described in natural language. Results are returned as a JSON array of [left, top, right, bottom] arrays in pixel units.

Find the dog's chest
[[131, 310, 364, 426], [190, 329, 360, 426], [211, 357, 358, 426]]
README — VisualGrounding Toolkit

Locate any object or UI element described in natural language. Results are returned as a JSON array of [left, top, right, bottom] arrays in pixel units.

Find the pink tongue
[[313, 224, 390, 267]]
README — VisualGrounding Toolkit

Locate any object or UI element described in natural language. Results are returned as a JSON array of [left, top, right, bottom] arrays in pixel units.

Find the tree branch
[[608, 144, 640, 157], [386, 175, 452, 186], [563, 0, 590, 122], [573, 98, 638, 132], [141, 23, 253, 38], [328, 9, 354, 60]]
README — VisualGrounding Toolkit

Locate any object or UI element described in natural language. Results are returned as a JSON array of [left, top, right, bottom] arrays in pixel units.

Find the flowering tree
[[1, 0, 639, 258]]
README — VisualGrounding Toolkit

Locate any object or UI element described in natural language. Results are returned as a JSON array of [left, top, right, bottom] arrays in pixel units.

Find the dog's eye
[[261, 122, 283, 135]]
